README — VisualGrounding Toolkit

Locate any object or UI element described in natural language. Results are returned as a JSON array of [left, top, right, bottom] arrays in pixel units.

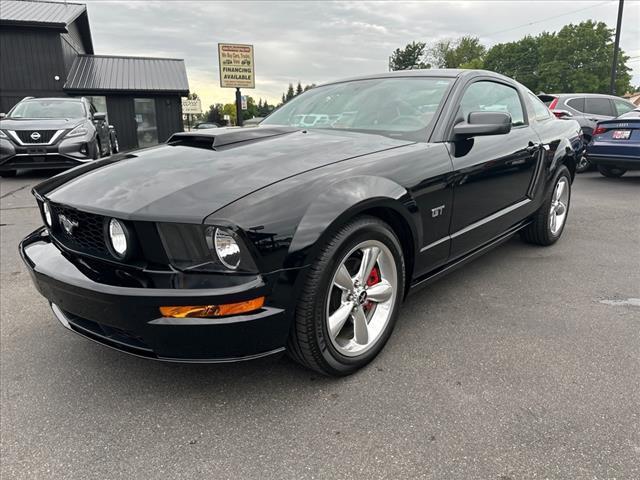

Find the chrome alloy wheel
[[549, 177, 569, 235], [326, 240, 398, 357]]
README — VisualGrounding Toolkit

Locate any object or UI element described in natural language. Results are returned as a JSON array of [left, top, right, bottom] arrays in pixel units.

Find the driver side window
[[460, 81, 525, 126]]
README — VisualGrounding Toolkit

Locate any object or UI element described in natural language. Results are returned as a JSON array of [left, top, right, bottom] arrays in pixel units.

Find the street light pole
[[610, 0, 624, 95]]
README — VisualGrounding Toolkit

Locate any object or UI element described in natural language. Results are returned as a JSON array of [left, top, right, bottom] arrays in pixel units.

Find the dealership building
[[0, 0, 189, 150]]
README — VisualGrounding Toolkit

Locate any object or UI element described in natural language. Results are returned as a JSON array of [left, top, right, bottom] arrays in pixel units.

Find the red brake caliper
[[363, 265, 381, 313]]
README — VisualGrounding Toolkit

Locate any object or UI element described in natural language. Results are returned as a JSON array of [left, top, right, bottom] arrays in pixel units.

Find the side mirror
[[93, 112, 106, 121], [0, 113, 6, 119], [453, 111, 512, 139], [551, 109, 572, 119]]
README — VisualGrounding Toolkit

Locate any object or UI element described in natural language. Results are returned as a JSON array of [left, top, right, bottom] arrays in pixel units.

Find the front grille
[[14, 130, 58, 144], [50, 204, 109, 257]]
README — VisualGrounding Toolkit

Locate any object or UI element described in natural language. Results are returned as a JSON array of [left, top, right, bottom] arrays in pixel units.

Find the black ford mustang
[[20, 70, 582, 375]]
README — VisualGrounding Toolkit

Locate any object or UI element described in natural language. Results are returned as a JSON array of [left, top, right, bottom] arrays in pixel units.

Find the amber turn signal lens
[[159, 297, 265, 318]]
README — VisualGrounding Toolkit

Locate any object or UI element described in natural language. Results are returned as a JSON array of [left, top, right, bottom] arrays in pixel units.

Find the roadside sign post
[[218, 43, 255, 127], [181, 98, 202, 131], [235, 88, 243, 127]]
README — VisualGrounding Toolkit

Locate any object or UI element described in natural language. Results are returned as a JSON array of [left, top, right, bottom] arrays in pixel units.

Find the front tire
[[521, 165, 571, 246], [597, 165, 626, 178], [288, 216, 405, 376]]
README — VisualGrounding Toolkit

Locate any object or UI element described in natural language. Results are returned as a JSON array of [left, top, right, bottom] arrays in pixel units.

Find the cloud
[[82, 0, 640, 107]]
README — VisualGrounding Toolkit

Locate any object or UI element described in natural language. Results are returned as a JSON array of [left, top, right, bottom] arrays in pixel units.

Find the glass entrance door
[[134, 98, 158, 148]]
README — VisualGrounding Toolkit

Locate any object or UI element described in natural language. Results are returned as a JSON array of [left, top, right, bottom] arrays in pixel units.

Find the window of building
[[459, 81, 525, 126], [134, 98, 158, 148]]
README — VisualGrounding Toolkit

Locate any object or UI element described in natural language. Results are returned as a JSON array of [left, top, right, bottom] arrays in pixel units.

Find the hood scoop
[[167, 126, 299, 150]]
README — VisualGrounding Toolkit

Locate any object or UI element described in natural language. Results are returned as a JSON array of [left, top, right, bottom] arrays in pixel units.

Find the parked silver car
[[0, 97, 116, 177], [538, 93, 636, 172]]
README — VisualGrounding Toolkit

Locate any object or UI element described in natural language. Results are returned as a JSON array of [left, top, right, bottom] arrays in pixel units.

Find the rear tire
[[287, 216, 405, 376], [597, 165, 626, 178], [521, 165, 571, 246], [0, 170, 17, 178]]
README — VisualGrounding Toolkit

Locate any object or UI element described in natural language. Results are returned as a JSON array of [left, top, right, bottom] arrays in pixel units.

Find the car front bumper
[[20, 228, 293, 362], [0, 137, 94, 171]]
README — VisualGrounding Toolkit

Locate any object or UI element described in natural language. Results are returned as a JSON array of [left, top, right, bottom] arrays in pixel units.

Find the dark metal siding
[[0, 27, 67, 112], [105, 96, 137, 151], [155, 96, 183, 143], [103, 95, 184, 151], [65, 21, 86, 53]]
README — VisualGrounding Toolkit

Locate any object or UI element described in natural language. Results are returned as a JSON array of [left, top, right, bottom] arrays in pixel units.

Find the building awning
[[64, 55, 189, 95]]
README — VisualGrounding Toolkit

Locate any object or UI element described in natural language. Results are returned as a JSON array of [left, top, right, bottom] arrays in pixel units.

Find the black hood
[[0, 117, 84, 131], [42, 127, 414, 223]]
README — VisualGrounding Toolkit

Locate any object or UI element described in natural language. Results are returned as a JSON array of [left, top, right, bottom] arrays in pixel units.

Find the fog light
[[159, 297, 265, 318], [108, 218, 128, 257]]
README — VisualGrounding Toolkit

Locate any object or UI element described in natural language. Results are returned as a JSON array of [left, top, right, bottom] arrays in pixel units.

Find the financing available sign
[[181, 98, 202, 115], [218, 43, 255, 88]]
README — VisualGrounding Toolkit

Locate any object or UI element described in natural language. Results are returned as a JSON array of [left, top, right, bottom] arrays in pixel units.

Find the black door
[[448, 79, 541, 258]]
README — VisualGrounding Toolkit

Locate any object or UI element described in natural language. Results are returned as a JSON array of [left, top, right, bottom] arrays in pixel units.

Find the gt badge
[[431, 205, 445, 218]]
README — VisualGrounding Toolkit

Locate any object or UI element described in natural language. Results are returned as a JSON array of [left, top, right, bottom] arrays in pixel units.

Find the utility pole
[[610, 0, 624, 95]]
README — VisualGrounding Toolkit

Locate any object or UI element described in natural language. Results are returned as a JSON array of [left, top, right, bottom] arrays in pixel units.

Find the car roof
[[321, 69, 515, 87], [21, 97, 84, 102], [548, 93, 626, 99]]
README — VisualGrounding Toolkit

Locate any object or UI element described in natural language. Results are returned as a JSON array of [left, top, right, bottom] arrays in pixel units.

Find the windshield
[[9, 100, 86, 119], [262, 77, 453, 141]]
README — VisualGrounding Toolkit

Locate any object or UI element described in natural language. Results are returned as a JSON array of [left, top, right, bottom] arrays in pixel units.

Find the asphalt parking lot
[[1, 170, 639, 479]]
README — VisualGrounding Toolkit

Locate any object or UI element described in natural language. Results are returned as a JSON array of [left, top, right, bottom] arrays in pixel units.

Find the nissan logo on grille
[[30, 132, 41, 141]]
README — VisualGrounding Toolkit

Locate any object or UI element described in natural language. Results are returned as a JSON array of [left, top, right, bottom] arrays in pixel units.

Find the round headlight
[[214, 228, 241, 270], [108, 218, 128, 257], [43, 202, 52, 227]]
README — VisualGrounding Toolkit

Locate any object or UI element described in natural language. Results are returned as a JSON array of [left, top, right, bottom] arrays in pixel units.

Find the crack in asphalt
[[0, 184, 31, 200]]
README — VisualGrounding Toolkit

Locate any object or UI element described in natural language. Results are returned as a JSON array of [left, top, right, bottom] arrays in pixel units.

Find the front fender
[[289, 175, 419, 266]]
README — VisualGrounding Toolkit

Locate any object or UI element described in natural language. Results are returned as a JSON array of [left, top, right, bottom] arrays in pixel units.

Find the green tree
[[286, 83, 295, 101], [389, 41, 428, 70], [483, 35, 540, 91], [204, 103, 224, 125], [538, 21, 630, 94], [428, 36, 485, 68], [222, 103, 237, 125], [296, 81, 303, 95], [484, 21, 631, 94]]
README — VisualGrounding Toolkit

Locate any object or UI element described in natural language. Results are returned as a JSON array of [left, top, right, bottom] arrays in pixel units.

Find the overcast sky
[[83, 0, 640, 108]]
